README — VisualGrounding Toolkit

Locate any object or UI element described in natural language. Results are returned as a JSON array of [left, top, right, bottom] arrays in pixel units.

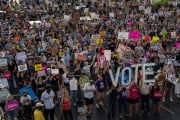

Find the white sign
[[70, 78, 78, 90], [144, 7, 151, 15], [104, 50, 111, 61], [16, 52, 27, 61], [51, 69, 59, 75], [0, 78, 9, 88], [64, 15, 71, 21], [0, 59, 7, 67], [118, 32, 129, 40], [109, 63, 155, 87], [139, 6, 145, 10], [38, 70, 46, 77], [109, 12, 115, 18], [97, 56, 106, 65], [18, 64, 28, 72]]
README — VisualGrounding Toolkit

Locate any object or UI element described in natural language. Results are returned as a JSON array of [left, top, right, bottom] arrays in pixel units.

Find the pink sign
[[175, 42, 180, 48], [42, 65, 47, 70], [5, 100, 19, 112], [129, 31, 141, 39], [2, 71, 12, 78], [97, 56, 106, 65]]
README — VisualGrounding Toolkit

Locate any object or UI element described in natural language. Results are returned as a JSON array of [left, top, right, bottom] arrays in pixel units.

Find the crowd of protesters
[[0, 0, 180, 120]]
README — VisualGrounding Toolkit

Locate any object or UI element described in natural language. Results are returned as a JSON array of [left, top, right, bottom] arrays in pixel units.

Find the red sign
[[97, 56, 106, 65]]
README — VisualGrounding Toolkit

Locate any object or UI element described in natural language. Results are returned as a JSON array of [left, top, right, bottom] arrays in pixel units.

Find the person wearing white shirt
[[41, 85, 55, 120], [83, 81, 96, 114], [70, 78, 78, 106], [20, 90, 32, 119]]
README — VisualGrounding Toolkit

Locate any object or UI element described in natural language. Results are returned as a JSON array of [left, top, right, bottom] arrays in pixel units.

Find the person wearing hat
[[34, 102, 45, 120]]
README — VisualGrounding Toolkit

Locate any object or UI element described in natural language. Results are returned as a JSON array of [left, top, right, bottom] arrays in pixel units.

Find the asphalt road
[[54, 95, 180, 120]]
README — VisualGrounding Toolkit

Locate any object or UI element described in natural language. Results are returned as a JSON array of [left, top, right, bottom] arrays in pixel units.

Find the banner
[[34, 64, 42, 71], [16, 52, 27, 61], [118, 32, 129, 40], [0, 78, 9, 88], [129, 31, 141, 39], [19, 86, 37, 100], [18, 64, 28, 72], [97, 56, 106, 65], [0, 59, 7, 67], [175, 42, 180, 48], [104, 50, 111, 61]]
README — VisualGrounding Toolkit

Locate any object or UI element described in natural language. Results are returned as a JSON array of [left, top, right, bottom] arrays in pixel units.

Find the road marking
[[160, 104, 175, 115]]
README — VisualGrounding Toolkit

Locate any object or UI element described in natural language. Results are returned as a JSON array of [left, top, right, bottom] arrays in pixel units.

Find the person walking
[[34, 102, 45, 120], [41, 85, 55, 120]]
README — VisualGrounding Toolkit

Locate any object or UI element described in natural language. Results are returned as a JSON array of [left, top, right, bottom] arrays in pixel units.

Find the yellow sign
[[152, 36, 160, 42], [96, 39, 103, 45], [34, 64, 42, 71], [99, 31, 106, 37]]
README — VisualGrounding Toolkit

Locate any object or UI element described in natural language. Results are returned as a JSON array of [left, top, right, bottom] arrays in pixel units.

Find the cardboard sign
[[129, 31, 141, 39], [118, 32, 129, 40], [37, 70, 46, 77], [144, 7, 151, 15], [0, 59, 7, 67], [19, 86, 37, 100], [75, 53, 86, 61], [175, 42, 180, 48], [51, 69, 59, 75], [121, 51, 132, 60], [18, 64, 28, 72], [16, 52, 27, 61], [34, 64, 42, 71], [139, 6, 145, 10], [0, 78, 9, 88], [97, 56, 106, 65], [104, 50, 111, 61]]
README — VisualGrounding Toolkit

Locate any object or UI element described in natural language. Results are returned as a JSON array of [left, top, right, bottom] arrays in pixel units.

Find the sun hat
[[36, 102, 44, 107]]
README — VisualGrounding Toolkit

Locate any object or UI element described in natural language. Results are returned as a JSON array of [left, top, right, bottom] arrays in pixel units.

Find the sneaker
[[157, 113, 162, 116], [162, 97, 165, 102], [170, 97, 174, 102], [96, 104, 100, 108]]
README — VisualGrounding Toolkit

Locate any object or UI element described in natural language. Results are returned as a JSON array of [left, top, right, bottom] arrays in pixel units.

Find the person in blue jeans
[[118, 85, 128, 118]]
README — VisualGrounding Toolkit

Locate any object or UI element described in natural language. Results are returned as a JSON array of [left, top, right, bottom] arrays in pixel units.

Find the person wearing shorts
[[83, 80, 96, 114]]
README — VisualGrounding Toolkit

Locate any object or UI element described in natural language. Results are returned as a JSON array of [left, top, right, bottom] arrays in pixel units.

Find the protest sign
[[152, 36, 160, 42], [0, 78, 9, 88], [2, 71, 11, 78], [91, 34, 100, 45], [97, 56, 106, 65], [0, 59, 7, 67], [121, 51, 132, 59], [109, 12, 115, 18], [104, 50, 111, 61], [75, 53, 86, 61], [37, 70, 46, 77], [15, 52, 27, 61], [34, 64, 42, 71], [118, 32, 129, 40], [139, 6, 145, 10], [175, 42, 180, 48], [109, 63, 155, 86], [51, 69, 59, 75], [129, 31, 141, 39], [144, 7, 151, 15], [19, 86, 37, 100], [116, 44, 131, 52], [64, 15, 71, 21], [18, 64, 28, 72], [96, 39, 103, 45], [70, 78, 78, 91], [171, 32, 176, 38]]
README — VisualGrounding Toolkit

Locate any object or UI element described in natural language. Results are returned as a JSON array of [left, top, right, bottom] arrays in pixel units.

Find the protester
[[34, 102, 45, 120], [40, 85, 55, 120]]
